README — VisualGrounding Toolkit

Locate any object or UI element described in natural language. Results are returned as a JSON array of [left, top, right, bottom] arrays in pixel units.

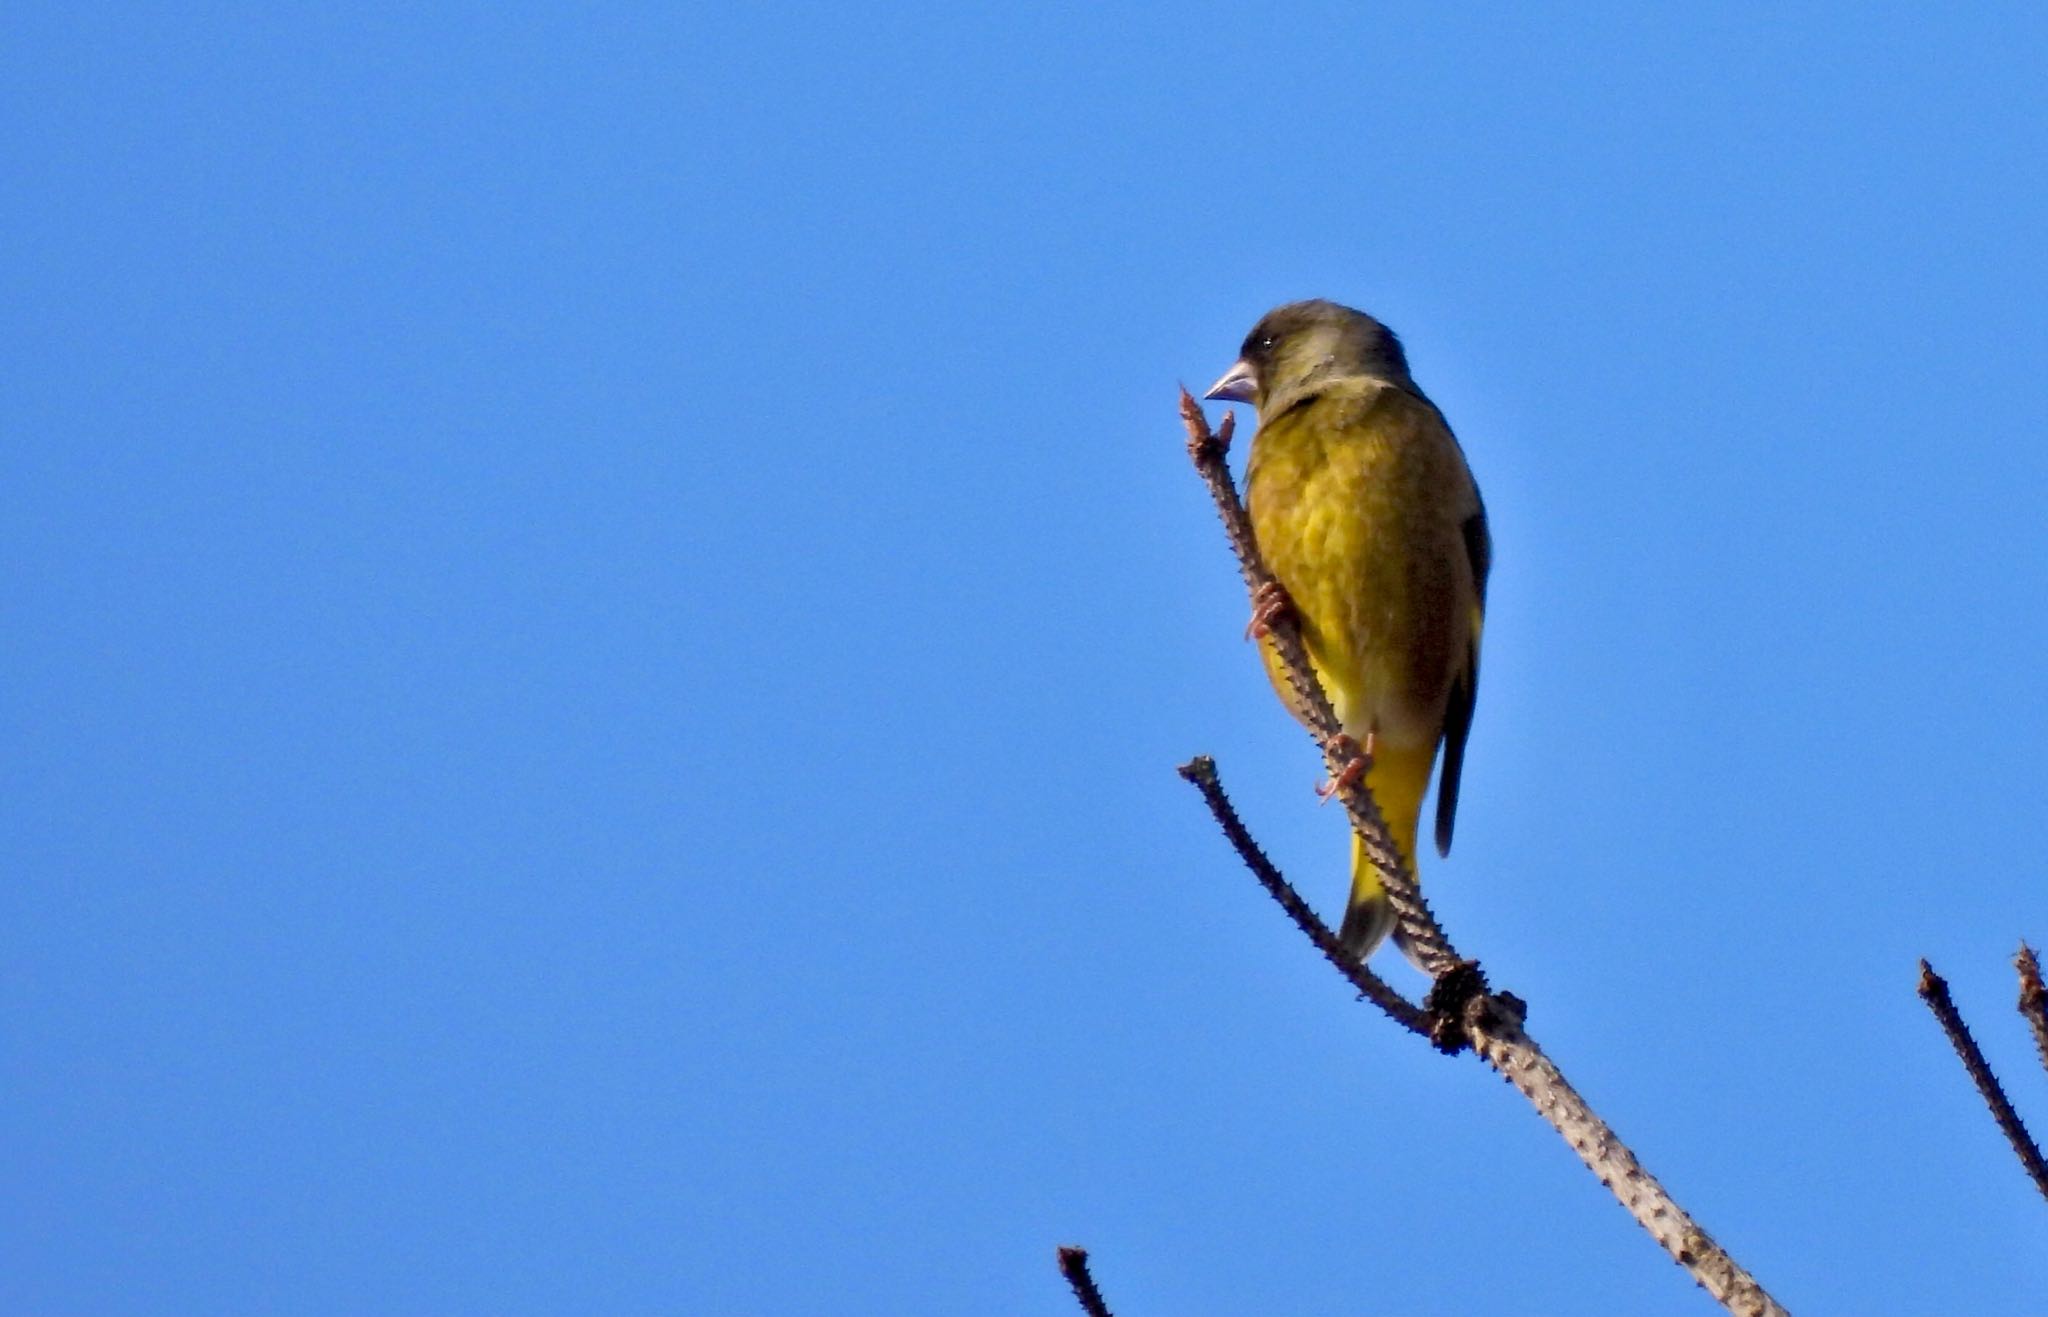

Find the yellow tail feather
[[1338, 743, 1435, 963]]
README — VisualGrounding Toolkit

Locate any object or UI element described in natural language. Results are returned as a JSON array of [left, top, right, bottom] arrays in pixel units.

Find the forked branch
[[1175, 389, 1788, 1317]]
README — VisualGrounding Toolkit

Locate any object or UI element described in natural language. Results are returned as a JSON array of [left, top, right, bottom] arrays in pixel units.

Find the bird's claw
[[1316, 732, 1373, 804], [1245, 580, 1294, 640]]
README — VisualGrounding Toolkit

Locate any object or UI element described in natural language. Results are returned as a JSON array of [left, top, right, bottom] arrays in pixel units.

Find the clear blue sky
[[7, 5, 2048, 1314]]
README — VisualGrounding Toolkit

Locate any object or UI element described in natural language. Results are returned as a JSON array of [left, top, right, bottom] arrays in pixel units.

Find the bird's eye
[[1259, 336, 1275, 352]]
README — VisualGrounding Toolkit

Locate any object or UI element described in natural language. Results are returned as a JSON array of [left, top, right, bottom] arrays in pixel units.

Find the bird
[[1205, 300, 1490, 964]]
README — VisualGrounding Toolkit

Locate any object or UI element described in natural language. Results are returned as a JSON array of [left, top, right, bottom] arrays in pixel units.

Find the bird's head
[[1205, 299, 1412, 415]]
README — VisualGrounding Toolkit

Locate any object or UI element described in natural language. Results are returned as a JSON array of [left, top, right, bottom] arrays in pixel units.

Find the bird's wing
[[1433, 498, 1490, 856]]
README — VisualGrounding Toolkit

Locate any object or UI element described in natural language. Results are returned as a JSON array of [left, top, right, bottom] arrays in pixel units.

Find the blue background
[[7, 5, 2048, 1314]]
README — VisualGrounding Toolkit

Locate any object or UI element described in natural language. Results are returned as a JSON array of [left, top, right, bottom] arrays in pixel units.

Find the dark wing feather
[[1434, 502, 1491, 856], [1462, 497, 1493, 608]]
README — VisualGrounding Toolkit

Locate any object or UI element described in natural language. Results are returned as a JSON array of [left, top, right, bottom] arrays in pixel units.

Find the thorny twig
[[1918, 959, 2048, 1204], [1178, 755, 1432, 1038], [2018, 944, 2048, 1085], [1176, 389, 1789, 1317], [1056, 1246, 1114, 1317]]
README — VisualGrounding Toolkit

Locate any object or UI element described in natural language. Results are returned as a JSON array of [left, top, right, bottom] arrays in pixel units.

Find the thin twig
[[1179, 390, 1789, 1316], [1178, 755, 1431, 1038], [2018, 943, 2048, 1084], [1918, 959, 2048, 1203], [1180, 390, 1461, 978], [1056, 1246, 1114, 1317]]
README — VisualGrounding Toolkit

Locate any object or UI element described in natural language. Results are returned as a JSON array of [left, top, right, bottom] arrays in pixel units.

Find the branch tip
[[2017, 942, 2044, 1004], [1917, 955, 2048, 1204], [1056, 1245, 1114, 1317], [2016, 941, 2048, 1083], [1177, 754, 1430, 1036], [1180, 388, 1226, 463]]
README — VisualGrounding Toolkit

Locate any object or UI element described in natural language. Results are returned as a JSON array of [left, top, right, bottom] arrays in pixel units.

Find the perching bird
[[1206, 300, 1489, 963]]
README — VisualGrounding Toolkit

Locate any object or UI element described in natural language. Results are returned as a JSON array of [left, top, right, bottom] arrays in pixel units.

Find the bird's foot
[[1316, 732, 1373, 804], [1244, 580, 1294, 640]]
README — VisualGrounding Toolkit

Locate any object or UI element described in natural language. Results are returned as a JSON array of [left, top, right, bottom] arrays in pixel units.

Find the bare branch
[[2018, 943, 2048, 1084], [1177, 755, 1431, 1038], [1462, 1000, 1785, 1314], [1918, 959, 2048, 1204], [1056, 1246, 1114, 1317], [1178, 390, 1790, 1316]]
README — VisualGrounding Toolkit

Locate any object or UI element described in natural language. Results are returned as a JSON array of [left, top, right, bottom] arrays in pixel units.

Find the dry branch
[[1178, 755, 1431, 1037], [2018, 943, 2048, 1084], [1056, 1246, 1114, 1317], [1917, 959, 2048, 1204], [1177, 389, 1789, 1317]]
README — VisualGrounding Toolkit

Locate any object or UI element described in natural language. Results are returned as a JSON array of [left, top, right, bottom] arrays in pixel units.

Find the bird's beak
[[1204, 360, 1258, 404]]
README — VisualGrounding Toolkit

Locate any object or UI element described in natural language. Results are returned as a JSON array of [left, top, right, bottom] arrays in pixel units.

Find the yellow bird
[[1206, 300, 1490, 963]]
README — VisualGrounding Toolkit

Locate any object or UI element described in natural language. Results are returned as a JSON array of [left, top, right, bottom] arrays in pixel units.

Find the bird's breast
[[1245, 394, 1464, 748]]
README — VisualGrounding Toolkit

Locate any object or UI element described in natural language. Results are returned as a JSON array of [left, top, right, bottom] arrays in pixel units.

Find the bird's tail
[[1337, 743, 1434, 969], [1337, 831, 1399, 960]]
